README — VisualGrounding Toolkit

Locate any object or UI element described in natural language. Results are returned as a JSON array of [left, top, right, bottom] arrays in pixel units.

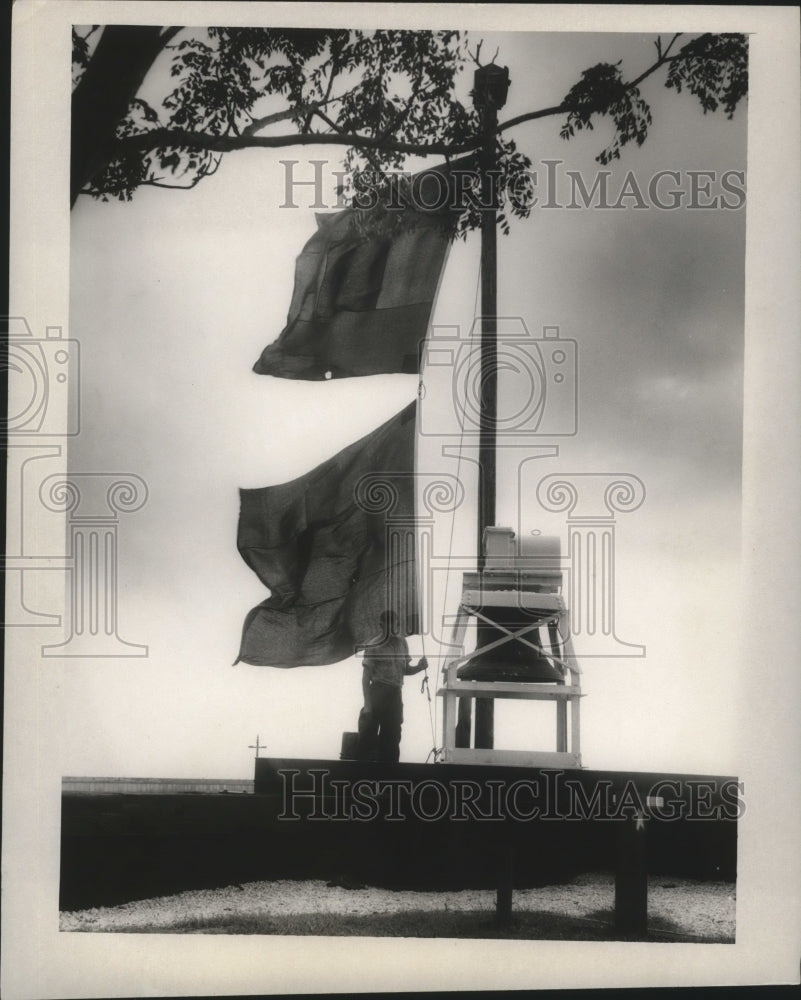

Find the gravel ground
[[61, 872, 735, 940]]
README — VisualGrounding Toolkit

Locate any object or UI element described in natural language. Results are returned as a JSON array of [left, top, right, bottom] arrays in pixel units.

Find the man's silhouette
[[358, 611, 427, 763]]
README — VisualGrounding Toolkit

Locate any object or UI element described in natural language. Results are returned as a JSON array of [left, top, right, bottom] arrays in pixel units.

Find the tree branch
[[242, 84, 362, 136], [71, 25, 186, 205], [115, 125, 483, 158], [374, 79, 437, 145], [99, 33, 736, 188], [138, 173, 207, 191], [160, 27, 183, 47], [662, 33, 683, 60], [312, 108, 347, 134], [494, 103, 571, 136], [243, 105, 314, 135], [496, 36, 695, 138], [307, 40, 341, 131]]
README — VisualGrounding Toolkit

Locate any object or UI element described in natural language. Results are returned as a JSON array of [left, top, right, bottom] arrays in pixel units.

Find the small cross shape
[[248, 735, 265, 759]]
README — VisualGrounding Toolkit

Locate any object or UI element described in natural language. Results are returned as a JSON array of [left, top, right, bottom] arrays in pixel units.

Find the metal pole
[[472, 64, 509, 752], [476, 69, 503, 566]]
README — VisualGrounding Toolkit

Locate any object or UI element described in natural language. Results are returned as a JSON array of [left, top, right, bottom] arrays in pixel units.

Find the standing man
[[358, 610, 428, 763]]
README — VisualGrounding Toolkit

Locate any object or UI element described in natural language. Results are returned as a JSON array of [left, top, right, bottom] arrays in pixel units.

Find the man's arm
[[404, 655, 429, 677]]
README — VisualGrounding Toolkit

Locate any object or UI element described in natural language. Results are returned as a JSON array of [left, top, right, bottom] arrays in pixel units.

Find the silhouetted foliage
[[71, 27, 748, 232], [559, 34, 748, 165]]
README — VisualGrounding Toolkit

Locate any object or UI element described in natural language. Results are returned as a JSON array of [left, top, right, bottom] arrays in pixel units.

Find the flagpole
[[476, 68, 505, 553], [476, 63, 510, 752]]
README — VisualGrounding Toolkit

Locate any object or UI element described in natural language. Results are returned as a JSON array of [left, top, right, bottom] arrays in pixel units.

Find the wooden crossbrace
[[451, 604, 581, 677], [439, 583, 582, 766]]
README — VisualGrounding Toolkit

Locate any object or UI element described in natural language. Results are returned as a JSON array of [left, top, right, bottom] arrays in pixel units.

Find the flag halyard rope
[[421, 249, 482, 763]]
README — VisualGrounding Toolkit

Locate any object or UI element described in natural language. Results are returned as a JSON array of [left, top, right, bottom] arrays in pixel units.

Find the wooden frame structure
[[438, 558, 583, 768]]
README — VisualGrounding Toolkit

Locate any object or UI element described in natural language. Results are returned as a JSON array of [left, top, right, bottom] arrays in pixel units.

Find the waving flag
[[252, 163, 467, 380], [236, 403, 417, 667]]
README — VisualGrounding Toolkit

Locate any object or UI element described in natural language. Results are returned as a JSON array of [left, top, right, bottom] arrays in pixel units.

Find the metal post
[[614, 811, 649, 936], [472, 63, 510, 751], [475, 64, 507, 565]]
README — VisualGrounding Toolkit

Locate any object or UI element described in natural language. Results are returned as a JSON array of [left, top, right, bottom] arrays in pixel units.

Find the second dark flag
[[236, 403, 418, 667]]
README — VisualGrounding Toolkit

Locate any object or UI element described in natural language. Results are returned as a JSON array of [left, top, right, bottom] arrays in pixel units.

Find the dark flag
[[236, 403, 418, 667], [252, 165, 464, 380]]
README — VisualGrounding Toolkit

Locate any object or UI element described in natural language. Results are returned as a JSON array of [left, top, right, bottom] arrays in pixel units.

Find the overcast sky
[[64, 29, 747, 778]]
